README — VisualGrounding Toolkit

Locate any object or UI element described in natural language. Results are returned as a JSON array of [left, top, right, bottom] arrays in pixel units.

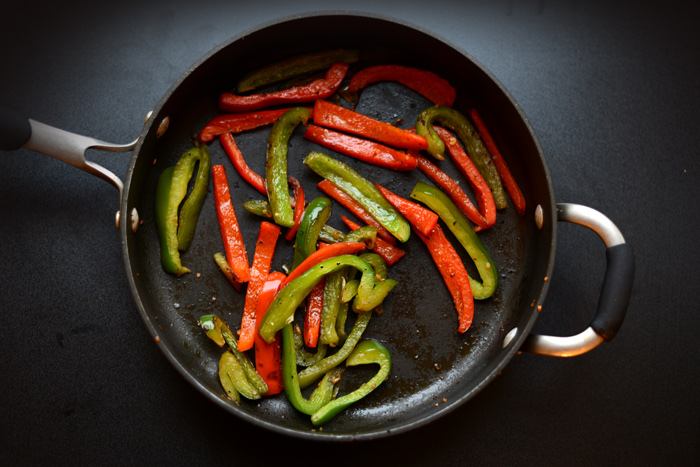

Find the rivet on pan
[[535, 204, 544, 229], [156, 116, 170, 139], [503, 327, 518, 348], [115, 210, 121, 229], [144, 110, 153, 124]]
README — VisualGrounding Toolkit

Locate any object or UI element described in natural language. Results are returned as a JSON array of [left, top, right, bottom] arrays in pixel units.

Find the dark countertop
[[1, 0, 698, 465]]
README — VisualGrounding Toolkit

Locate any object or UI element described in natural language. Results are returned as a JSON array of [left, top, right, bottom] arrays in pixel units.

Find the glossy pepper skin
[[310, 339, 391, 426], [292, 196, 332, 270], [266, 107, 312, 228], [258, 254, 397, 343], [304, 151, 411, 242], [410, 181, 498, 300], [154, 146, 211, 276], [415, 106, 508, 209]]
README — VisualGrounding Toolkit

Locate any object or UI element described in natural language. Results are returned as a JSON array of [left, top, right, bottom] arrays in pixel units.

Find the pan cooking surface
[[122, 12, 555, 439]]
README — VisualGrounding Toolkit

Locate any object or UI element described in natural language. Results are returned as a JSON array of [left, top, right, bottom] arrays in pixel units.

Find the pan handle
[[516, 203, 634, 357], [0, 103, 141, 200]]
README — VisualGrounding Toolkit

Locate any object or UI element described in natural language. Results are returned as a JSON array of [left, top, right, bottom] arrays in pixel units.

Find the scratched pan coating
[[121, 12, 555, 440]]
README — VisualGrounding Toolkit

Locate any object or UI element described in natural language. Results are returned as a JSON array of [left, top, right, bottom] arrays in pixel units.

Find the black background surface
[[1, 0, 698, 465]]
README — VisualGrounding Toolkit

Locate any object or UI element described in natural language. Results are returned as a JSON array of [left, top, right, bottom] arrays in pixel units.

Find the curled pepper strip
[[266, 107, 312, 228], [340, 216, 406, 266], [304, 124, 417, 171], [304, 278, 325, 348], [411, 181, 498, 300], [291, 196, 333, 270], [236, 48, 359, 93], [375, 183, 438, 237], [238, 221, 281, 352], [285, 176, 306, 241], [305, 151, 411, 243], [415, 106, 507, 209], [199, 108, 292, 143], [433, 125, 496, 230], [467, 108, 526, 215], [313, 99, 428, 152], [219, 62, 349, 112], [258, 254, 397, 343], [220, 132, 267, 196], [310, 339, 392, 426], [212, 165, 250, 284], [343, 64, 456, 107]]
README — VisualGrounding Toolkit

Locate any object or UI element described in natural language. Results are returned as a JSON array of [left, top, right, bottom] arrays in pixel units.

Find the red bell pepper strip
[[212, 165, 250, 284], [304, 124, 417, 171], [238, 221, 281, 352], [317, 179, 397, 245], [467, 108, 526, 215], [304, 278, 325, 348], [413, 151, 488, 230], [374, 184, 438, 237], [220, 132, 267, 196], [218, 62, 349, 112], [343, 64, 456, 107], [285, 176, 305, 241], [433, 126, 496, 231], [198, 108, 293, 143], [413, 224, 474, 333], [280, 241, 367, 290], [313, 99, 428, 152], [254, 271, 287, 396], [340, 216, 406, 267]]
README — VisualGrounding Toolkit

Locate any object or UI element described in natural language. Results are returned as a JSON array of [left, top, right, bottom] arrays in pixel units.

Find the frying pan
[[0, 12, 634, 441]]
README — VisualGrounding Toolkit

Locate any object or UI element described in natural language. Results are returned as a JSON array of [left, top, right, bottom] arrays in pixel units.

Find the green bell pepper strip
[[335, 301, 349, 344], [303, 151, 411, 243], [266, 107, 312, 228], [218, 350, 259, 402], [154, 167, 188, 276], [280, 323, 344, 415], [320, 268, 346, 347], [341, 279, 359, 303], [359, 252, 388, 279], [293, 323, 328, 367], [175, 145, 211, 251], [319, 224, 346, 244], [242, 199, 273, 218], [310, 339, 392, 426], [297, 308, 373, 389], [292, 196, 332, 270], [258, 254, 397, 343], [415, 106, 507, 209], [410, 181, 498, 299], [200, 314, 268, 397]]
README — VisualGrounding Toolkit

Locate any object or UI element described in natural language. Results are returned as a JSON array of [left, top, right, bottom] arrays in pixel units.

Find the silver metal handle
[[513, 203, 634, 357]]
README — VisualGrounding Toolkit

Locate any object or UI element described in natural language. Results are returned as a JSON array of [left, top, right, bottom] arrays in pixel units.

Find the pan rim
[[120, 10, 557, 441]]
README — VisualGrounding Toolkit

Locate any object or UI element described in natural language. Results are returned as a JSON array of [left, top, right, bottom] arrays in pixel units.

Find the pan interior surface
[[122, 12, 555, 440]]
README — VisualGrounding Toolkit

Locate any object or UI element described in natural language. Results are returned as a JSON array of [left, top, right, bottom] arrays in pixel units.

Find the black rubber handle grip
[[590, 243, 635, 341], [0, 104, 32, 151]]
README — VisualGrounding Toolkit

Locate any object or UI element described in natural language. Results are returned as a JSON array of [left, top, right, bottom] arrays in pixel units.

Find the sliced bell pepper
[[304, 152, 411, 243], [238, 221, 281, 352], [282, 241, 367, 288], [410, 181, 498, 300], [212, 165, 250, 284], [340, 216, 406, 266], [304, 124, 417, 171], [304, 278, 325, 348], [154, 146, 211, 276], [297, 308, 373, 389], [415, 106, 508, 209], [413, 224, 474, 333], [199, 108, 292, 143], [374, 183, 438, 237], [200, 314, 268, 399], [219, 62, 349, 112], [242, 199, 273, 219], [236, 49, 359, 93], [342, 64, 456, 107], [220, 132, 267, 196], [313, 99, 428, 152], [212, 252, 243, 293], [254, 271, 287, 396], [291, 196, 333, 270], [467, 108, 526, 215], [285, 176, 305, 241], [266, 107, 312, 228], [319, 268, 345, 347], [317, 179, 397, 245], [433, 125, 496, 230], [310, 339, 391, 426], [258, 254, 397, 343]]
